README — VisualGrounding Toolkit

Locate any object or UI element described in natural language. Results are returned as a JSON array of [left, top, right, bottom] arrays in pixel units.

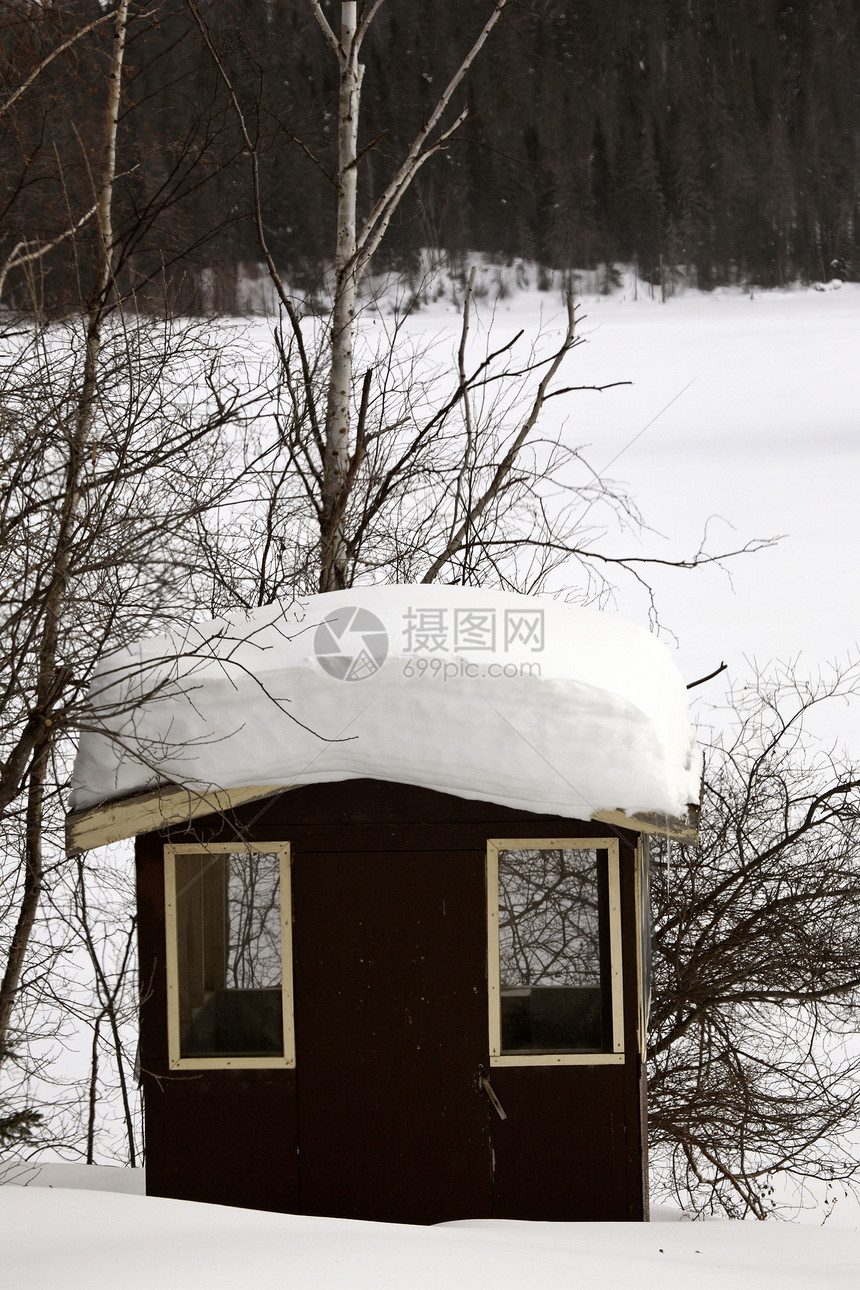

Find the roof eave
[[66, 783, 700, 852]]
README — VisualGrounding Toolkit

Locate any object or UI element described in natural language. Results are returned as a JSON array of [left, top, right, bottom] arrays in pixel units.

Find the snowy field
[[394, 274, 860, 748], [5, 280, 859, 1274], [3, 1165, 860, 1290]]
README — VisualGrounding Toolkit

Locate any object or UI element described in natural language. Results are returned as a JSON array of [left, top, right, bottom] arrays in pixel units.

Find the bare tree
[[71, 851, 140, 1166], [649, 661, 860, 1219], [184, 0, 770, 611], [188, 0, 512, 591], [0, 2, 260, 1158], [0, 0, 133, 1072]]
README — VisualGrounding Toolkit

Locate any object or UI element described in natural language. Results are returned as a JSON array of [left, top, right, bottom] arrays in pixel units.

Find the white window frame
[[487, 837, 624, 1067], [163, 841, 295, 1071]]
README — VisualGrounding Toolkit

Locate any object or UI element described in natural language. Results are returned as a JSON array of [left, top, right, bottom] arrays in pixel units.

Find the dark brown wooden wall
[[136, 779, 647, 1223]]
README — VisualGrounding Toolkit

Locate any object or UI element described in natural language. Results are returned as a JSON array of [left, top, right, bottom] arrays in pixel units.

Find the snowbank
[[70, 586, 699, 821], [2, 1186, 859, 1290], [0, 1160, 145, 1194]]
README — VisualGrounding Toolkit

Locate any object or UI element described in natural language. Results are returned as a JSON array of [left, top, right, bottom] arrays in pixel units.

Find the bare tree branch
[[306, 0, 345, 62], [421, 292, 577, 582], [355, 2, 509, 260], [0, 10, 112, 123], [0, 203, 98, 302]]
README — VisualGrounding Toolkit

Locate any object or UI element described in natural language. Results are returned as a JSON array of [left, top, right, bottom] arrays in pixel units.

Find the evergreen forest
[[2, 0, 859, 309]]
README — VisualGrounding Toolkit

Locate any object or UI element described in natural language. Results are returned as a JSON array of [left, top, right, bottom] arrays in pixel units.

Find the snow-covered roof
[[68, 585, 700, 833]]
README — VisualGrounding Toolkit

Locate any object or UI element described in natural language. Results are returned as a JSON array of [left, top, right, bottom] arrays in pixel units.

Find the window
[[163, 843, 295, 1069], [487, 838, 624, 1066]]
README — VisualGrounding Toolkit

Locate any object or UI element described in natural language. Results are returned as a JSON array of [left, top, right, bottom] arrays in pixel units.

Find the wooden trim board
[[66, 784, 286, 851], [67, 784, 699, 851]]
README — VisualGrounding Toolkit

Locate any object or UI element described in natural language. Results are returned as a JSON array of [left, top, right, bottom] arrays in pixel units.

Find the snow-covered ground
[[2, 1166, 860, 1290], [395, 273, 860, 749]]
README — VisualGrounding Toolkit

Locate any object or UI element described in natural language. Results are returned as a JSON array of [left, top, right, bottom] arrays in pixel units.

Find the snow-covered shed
[[67, 585, 699, 1224]]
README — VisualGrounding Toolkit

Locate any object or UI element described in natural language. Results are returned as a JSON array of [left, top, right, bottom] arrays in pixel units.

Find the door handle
[[481, 1076, 508, 1121]]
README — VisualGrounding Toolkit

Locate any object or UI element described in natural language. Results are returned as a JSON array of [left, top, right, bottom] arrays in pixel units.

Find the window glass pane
[[226, 855, 282, 990], [174, 851, 284, 1058], [498, 847, 609, 1053]]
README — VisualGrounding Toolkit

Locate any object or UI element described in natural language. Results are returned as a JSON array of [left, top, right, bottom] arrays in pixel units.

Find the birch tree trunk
[[320, 2, 362, 592], [307, 0, 509, 592]]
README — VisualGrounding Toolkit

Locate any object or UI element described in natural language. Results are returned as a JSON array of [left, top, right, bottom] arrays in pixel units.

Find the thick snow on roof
[[69, 585, 700, 820]]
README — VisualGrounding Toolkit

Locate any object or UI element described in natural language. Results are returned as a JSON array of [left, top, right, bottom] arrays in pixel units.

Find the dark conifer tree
[[3, 0, 860, 303]]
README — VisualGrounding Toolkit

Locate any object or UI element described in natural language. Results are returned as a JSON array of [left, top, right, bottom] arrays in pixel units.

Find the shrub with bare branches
[[649, 663, 860, 1218]]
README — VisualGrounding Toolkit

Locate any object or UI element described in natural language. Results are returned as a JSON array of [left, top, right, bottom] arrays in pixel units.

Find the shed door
[[291, 847, 493, 1224]]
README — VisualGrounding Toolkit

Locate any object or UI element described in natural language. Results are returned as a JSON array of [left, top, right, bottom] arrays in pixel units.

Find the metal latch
[[480, 1076, 508, 1120]]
